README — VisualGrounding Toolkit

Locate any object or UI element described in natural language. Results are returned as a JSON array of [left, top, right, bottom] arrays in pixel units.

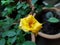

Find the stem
[[31, 33, 35, 42]]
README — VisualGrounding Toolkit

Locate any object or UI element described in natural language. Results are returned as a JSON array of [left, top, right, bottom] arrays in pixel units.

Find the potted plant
[[36, 7, 60, 39]]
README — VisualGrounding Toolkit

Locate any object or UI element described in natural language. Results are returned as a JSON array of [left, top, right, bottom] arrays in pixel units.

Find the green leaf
[[22, 41, 36, 45], [14, 24, 18, 29], [17, 2, 26, 10], [15, 14, 21, 20], [2, 30, 16, 37], [1, 1, 7, 5], [17, 36, 25, 43], [46, 5, 53, 8], [22, 4, 29, 9], [36, 5, 42, 13], [16, 30, 25, 43], [31, 0, 37, 5], [48, 17, 59, 23], [1, 0, 14, 5], [6, 30, 16, 37], [0, 39, 5, 45], [18, 9, 22, 14], [16, 43, 21, 45], [0, 20, 4, 26], [17, 4, 22, 10], [2, 11, 8, 17], [17, 1, 20, 6], [46, 12, 53, 19], [8, 36, 16, 44], [2, 7, 15, 16], [16, 30, 22, 35], [18, 9, 27, 17], [2, 18, 14, 30]]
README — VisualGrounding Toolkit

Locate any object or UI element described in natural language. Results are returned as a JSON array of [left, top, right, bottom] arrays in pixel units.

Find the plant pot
[[35, 8, 60, 39], [36, 35, 60, 45]]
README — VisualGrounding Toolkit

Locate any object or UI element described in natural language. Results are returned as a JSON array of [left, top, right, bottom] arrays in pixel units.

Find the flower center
[[29, 21, 34, 28]]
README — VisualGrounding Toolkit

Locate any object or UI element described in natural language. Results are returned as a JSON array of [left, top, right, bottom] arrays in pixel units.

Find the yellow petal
[[19, 18, 30, 32], [19, 14, 43, 35], [31, 22, 42, 34]]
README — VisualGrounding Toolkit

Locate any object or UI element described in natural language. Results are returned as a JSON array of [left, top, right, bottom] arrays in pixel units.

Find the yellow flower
[[19, 14, 42, 35]]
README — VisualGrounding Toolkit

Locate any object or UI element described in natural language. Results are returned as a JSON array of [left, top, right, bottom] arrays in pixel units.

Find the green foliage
[[48, 17, 59, 23], [7, 36, 16, 44], [45, 4, 54, 8], [1, 0, 58, 44], [22, 41, 36, 45], [1, 0, 14, 5], [0, 39, 5, 45], [0, 0, 45, 45], [2, 18, 14, 30], [2, 30, 16, 37], [46, 12, 54, 19], [2, 6, 16, 16], [31, 0, 37, 5]]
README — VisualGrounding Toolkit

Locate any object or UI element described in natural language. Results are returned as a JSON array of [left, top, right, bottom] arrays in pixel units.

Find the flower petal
[[19, 14, 43, 35]]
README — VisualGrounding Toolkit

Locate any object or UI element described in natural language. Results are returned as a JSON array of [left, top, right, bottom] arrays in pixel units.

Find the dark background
[[36, 36, 60, 45]]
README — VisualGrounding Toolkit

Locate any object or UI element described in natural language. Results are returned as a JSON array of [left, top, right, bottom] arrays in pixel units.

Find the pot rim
[[38, 32, 60, 39]]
